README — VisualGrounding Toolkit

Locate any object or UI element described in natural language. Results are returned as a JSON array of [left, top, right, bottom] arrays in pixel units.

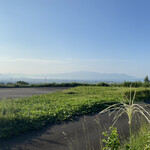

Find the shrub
[[97, 82, 110, 87], [102, 127, 120, 150], [16, 81, 29, 85]]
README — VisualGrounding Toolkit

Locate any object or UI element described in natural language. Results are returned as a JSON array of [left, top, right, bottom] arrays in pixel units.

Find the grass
[[122, 123, 150, 150], [99, 87, 150, 136], [0, 86, 150, 139], [99, 87, 150, 150], [100, 122, 150, 150]]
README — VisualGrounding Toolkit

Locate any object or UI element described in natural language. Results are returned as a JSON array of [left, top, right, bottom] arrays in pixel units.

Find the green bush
[[16, 81, 29, 85], [102, 127, 120, 150], [97, 82, 110, 87]]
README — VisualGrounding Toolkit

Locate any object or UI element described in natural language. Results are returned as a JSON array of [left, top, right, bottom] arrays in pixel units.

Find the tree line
[[0, 76, 149, 88]]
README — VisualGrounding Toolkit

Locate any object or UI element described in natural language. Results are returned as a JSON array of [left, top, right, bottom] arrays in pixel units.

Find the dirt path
[[0, 87, 71, 100]]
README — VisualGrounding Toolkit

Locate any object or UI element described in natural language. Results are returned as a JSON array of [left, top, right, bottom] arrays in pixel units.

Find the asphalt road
[[0, 87, 71, 100], [0, 104, 149, 150], [0, 112, 128, 150]]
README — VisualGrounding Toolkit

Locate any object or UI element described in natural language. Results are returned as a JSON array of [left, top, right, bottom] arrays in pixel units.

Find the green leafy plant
[[102, 127, 120, 150], [144, 128, 150, 150], [0, 86, 149, 139], [99, 87, 150, 147], [122, 124, 150, 150]]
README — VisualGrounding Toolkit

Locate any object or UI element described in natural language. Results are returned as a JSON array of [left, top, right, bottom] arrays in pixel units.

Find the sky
[[0, 0, 150, 78]]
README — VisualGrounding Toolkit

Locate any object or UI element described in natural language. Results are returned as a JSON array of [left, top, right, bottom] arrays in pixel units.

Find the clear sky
[[0, 0, 150, 77]]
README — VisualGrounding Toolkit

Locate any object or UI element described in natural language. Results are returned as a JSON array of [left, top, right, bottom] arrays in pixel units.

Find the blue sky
[[0, 0, 150, 77]]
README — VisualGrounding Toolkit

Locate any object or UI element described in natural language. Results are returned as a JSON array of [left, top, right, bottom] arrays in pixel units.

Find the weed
[[99, 87, 150, 148], [102, 127, 120, 150]]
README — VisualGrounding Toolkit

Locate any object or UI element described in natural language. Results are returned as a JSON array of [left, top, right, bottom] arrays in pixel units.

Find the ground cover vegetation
[[101, 124, 150, 150], [100, 87, 150, 150], [0, 86, 150, 140], [122, 124, 150, 150]]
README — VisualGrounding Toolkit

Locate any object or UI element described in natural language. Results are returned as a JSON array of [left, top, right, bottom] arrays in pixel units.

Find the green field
[[0, 86, 150, 139]]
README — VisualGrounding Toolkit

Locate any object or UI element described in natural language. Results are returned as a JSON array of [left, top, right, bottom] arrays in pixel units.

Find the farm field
[[0, 86, 149, 149]]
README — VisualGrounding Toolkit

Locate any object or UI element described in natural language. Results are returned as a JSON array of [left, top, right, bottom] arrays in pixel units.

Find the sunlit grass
[[99, 87, 150, 149], [0, 86, 149, 139], [122, 123, 150, 150]]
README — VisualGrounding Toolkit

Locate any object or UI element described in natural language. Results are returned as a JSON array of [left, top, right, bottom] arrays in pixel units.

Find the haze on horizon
[[0, 0, 150, 78]]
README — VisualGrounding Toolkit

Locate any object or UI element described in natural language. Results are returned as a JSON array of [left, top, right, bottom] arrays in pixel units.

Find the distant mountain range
[[44, 71, 139, 81], [0, 71, 141, 83]]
